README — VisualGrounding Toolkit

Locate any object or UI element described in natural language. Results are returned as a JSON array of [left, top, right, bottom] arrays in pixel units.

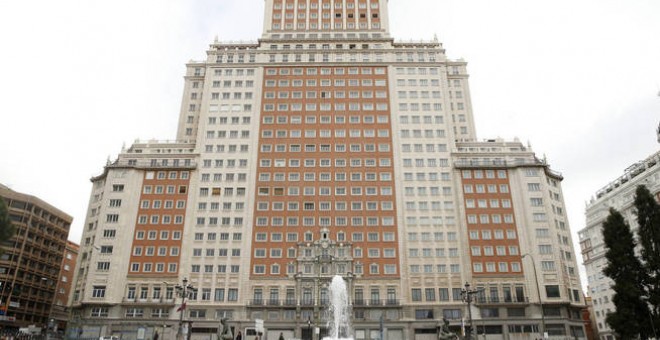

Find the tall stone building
[[70, 1, 586, 339], [0, 184, 72, 331], [579, 148, 660, 340]]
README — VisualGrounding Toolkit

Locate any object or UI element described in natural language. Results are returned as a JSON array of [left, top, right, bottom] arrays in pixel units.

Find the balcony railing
[[245, 298, 402, 308], [109, 159, 197, 170], [475, 297, 529, 304], [249, 299, 297, 307], [353, 299, 400, 307], [122, 297, 175, 304], [386, 299, 400, 306], [454, 159, 544, 169]]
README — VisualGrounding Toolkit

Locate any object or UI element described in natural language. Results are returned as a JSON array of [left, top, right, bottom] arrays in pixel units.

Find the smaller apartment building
[[453, 139, 585, 338], [68, 141, 197, 339]]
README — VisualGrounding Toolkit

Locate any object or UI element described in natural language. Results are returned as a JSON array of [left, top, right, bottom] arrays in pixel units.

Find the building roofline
[[590, 149, 660, 202], [0, 183, 73, 222]]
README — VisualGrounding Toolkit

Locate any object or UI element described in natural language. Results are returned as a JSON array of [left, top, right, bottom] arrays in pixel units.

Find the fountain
[[324, 275, 353, 340]]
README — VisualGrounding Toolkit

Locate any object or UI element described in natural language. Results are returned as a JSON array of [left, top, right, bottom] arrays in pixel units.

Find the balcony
[[454, 159, 545, 169], [247, 299, 297, 308], [243, 298, 401, 309], [369, 299, 382, 306], [316, 254, 334, 262], [385, 299, 400, 306], [122, 297, 175, 305], [112, 159, 197, 170], [353, 299, 400, 308], [475, 297, 529, 305]]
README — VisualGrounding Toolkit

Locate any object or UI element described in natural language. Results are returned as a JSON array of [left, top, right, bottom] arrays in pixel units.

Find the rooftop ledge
[[454, 159, 563, 179], [591, 149, 660, 202]]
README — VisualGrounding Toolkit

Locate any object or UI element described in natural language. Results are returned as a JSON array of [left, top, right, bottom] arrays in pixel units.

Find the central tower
[[263, 0, 390, 37], [250, 1, 401, 326]]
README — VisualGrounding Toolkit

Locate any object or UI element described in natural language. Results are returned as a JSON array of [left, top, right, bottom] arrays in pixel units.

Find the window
[[425, 288, 436, 301], [411, 289, 422, 302], [102, 229, 116, 238], [415, 309, 434, 319], [528, 183, 541, 191], [90, 307, 109, 317], [228, 289, 238, 301], [545, 285, 560, 298], [541, 261, 556, 271], [92, 286, 106, 298]]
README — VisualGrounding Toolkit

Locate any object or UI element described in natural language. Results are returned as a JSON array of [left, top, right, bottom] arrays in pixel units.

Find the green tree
[[602, 208, 652, 339], [0, 197, 15, 246], [635, 185, 660, 332]]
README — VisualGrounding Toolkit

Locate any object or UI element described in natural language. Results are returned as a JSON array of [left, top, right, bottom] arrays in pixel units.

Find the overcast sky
[[1, 0, 659, 289]]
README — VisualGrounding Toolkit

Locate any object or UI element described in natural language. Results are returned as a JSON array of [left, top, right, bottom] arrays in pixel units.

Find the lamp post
[[461, 282, 480, 340], [522, 253, 546, 339], [175, 278, 196, 340], [41, 277, 56, 340], [307, 316, 312, 340]]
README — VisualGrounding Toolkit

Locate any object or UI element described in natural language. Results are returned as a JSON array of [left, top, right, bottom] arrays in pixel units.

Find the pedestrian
[[235, 331, 242, 340], [279, 333, 284, 340]]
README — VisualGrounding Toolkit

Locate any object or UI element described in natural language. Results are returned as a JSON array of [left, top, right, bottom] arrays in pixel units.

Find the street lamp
[[175, 278, 196, 340], [40, 277, 57, 340], [461, 282, 481, 340], [307, 316, 312, 340], [522, 253, 546, 340]]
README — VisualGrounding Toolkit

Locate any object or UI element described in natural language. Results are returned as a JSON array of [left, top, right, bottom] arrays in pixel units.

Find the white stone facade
[[579, 150, 660, 340]]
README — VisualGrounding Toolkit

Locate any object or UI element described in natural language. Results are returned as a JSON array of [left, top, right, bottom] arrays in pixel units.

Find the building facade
[[579, 149, 660, 340], [50, 241, 79, 333], [0, 184, 72, 331], [70, 1, 585, 339], [453, 140, 584, 338]]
